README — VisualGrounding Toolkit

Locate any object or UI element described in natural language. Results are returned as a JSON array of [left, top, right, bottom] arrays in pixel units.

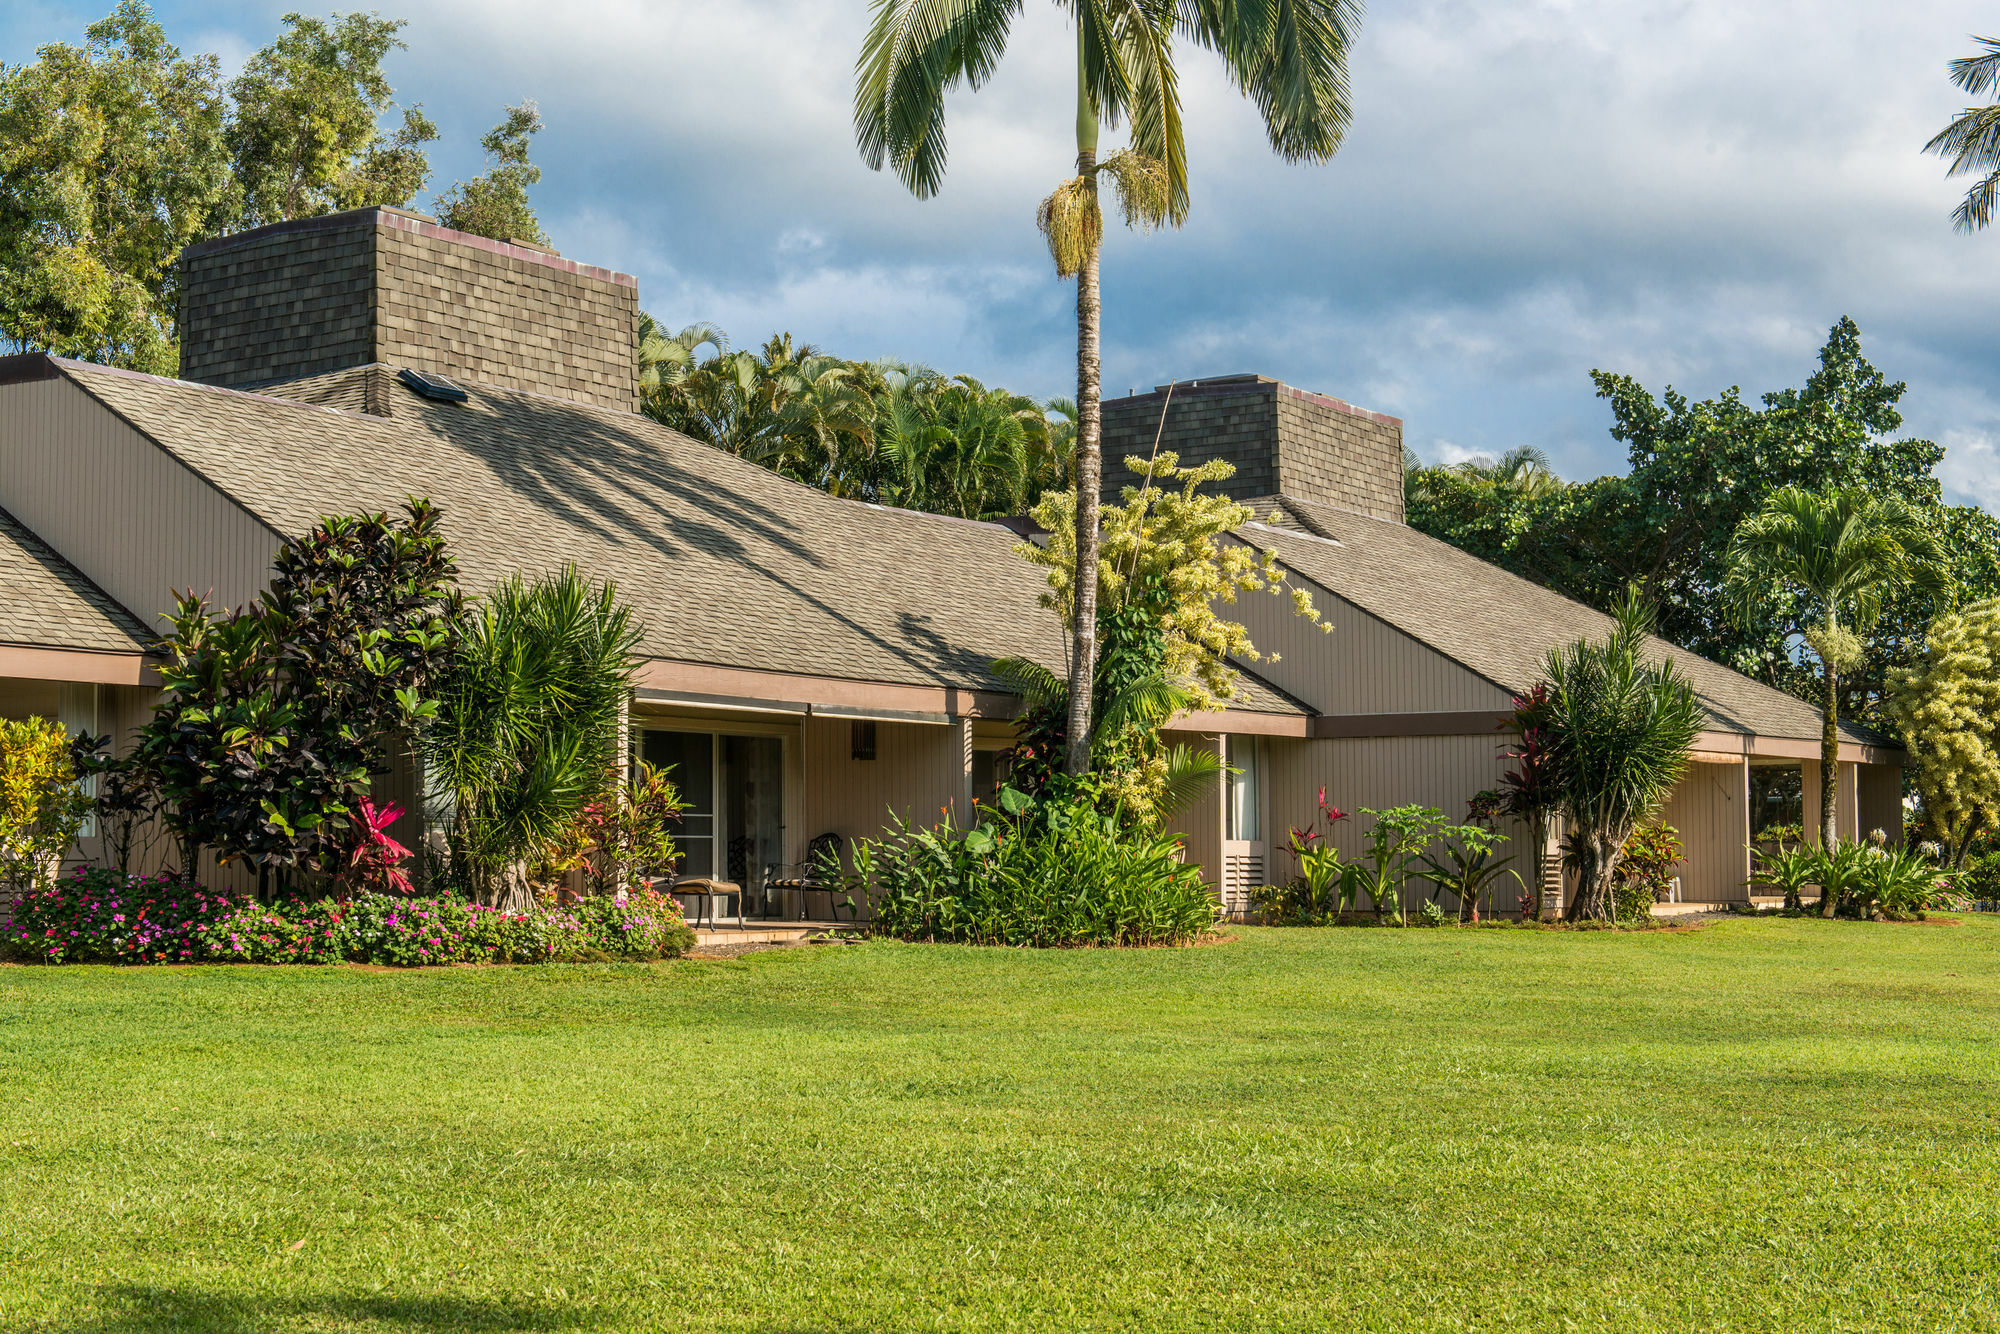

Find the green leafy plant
[[1541, 593, 1702, 921], [418, 566, 641, 908], [855, 789, 1217, 948], [1346, 805, 1456, 926], [122, 500, 455, 890], [1750, 842, 1820, 912], [1611, 823, 1684, 922], [1415, 822, 1521, 924], [0, 717, 94, 895]]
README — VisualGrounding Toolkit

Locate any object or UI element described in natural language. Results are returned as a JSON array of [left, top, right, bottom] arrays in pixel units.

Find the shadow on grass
[[51, 1285, 597, 1333]]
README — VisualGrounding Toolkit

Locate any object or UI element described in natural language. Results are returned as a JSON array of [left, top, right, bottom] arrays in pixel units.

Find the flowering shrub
[[8, 869, 694, 966], [11, 868, 238, 963]]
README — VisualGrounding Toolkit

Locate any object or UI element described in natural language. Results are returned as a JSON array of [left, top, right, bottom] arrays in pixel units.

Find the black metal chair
[[764, 833, 844, 921]]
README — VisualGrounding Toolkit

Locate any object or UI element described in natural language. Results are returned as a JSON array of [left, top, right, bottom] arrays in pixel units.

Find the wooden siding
[[1228, 566, 1513, 715], [800, 716, 968, 868], [1163, 731, 1226, 896], [0, 376, 279, 625], [1858, 765, 1903, 843], [1659, 760, 1749, 902]]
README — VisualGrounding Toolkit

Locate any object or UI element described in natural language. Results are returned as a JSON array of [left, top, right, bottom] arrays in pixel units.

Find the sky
[[6, 1, 1999, 513]]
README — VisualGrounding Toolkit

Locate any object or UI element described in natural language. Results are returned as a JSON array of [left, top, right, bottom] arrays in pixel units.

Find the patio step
[[690, 920, 847, 950]]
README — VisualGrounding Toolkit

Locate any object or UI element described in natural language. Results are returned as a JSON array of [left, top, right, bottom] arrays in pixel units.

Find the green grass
[[3, 917, 1998, 1332]]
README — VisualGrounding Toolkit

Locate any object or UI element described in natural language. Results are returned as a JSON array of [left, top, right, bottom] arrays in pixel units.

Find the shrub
[[1963, 851, 2000, 904], [0, 717, 94, 894], [8, 873, 694, 966], [1612, 824, 1684, 923], [9, 868, 236, 963], [858, 791, 1218, 947]]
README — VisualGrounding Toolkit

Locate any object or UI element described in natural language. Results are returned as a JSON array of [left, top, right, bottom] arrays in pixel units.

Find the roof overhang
[[634, 659, 1014, 721], [0, 643, 155, 686]]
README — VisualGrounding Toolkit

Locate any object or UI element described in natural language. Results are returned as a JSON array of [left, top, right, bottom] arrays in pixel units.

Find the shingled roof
[[1242, 494, 1889, 746], [0, 506, 150, 654], [48, 358, 1307, 714]]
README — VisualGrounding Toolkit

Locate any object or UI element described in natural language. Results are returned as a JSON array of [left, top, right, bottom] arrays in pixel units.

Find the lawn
[[2, 917, 1996, 1333]]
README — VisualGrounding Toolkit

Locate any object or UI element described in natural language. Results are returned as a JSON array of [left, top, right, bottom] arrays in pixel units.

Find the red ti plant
[[338, 797, 414, 897]]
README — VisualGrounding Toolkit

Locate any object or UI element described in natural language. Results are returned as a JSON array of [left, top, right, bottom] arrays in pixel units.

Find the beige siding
[[1857, 765, 1903, 844], [1802, 762, 1869, 846], [800, 716, 968, 866], [1658, 761, 1750, 903], [1228, 567, 1512, 715], [0, 376, 280, 624]]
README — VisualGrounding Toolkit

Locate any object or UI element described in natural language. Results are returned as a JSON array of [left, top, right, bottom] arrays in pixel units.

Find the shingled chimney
[[1101, 374, 1405, 523], [178, 206, 639, 412]]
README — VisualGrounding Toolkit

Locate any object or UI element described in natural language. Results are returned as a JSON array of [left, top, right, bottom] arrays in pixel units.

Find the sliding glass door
[[640, 728, 786, 895]]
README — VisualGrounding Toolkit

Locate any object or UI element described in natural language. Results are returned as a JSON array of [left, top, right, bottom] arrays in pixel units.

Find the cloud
[[13, 0, 1998, 511]]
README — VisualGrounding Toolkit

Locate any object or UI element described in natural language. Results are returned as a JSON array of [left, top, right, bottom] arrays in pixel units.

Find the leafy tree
[[1725, 487, 1946, 883], [1540, 594, 1702, 922], [0, 1, 233, 372], [0, 717, 96, 893], [127, 501, 456, 887], [1924, 35, 2000, 232], [434, 101, 547, 245], [856, 0, 1364, 778], [418, 566, 640, 908], [1406, 319, 2000, 729], [227, 10, 437, 228], [1886, 597, 2000, 867]]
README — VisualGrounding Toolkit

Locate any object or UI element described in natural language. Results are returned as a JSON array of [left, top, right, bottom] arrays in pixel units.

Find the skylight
[[396, 368, 469, 403]]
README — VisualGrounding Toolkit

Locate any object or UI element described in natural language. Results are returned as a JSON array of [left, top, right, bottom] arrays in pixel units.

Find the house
[[0, 207, 1901, 913]]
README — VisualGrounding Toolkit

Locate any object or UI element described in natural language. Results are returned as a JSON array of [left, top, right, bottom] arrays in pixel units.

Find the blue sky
[[8, 1, 2000, 511]]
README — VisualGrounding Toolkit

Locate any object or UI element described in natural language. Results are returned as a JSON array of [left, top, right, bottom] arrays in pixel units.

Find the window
[[851, 720, 877, 761], [1750, 764, 1804, 839], [1224, 735, 1262, 842]]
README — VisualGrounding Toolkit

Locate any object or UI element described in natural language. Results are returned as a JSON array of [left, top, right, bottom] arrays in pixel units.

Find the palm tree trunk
[[1064, 58, 1102, 778], [1819, 656, 1840, 916]]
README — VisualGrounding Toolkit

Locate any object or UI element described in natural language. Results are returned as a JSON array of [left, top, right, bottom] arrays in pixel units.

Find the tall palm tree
[[1924, 35, 2000, 232], [1724, 487, 1946, 901], [856, 0, 1363, 776]]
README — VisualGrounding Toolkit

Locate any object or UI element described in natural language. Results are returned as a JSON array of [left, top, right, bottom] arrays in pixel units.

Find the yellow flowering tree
[[0, 716, 93, 893], [1887, 596, 2000, 866], [1017, 453, 1327, 713]]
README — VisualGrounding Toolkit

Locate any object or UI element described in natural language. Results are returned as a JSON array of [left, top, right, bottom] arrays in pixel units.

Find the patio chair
[[668, 876, 744, 928], [764, 833, 845, 921]]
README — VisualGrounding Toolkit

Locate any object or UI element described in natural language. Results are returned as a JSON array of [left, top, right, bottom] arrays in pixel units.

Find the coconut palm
[[1724, 487, 1947, 899], [856, 0, 1364, 777], [418, 567, 641, 908], [1541, 593, 1702, 922], [1924, 35, 2000, 232]]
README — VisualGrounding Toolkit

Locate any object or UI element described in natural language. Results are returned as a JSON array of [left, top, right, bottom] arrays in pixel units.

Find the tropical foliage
[[418, 566, 642, 907], [1016, 453, 1324, 711], [855, 0, 1364, 777], [121, 501, 456, 886], [1886, 597, 2000, 867], [639, 322, 1069, 519], [852, 788, 1218, 948], [1405, 320, 2000, 733], [1724, 485, 1945, 871], [7, 866, 694, 966], [1540, 595, 1702, 922], [0, 717, 95, 894], [1924, 35, 2000, 232]]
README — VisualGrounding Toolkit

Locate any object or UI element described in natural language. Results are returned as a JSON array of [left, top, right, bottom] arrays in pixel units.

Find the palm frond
[[991, 655, 1067, 712], [1179, 0, 1362, 163], [854, 0, 1024, 198], [1153, 742, 1225, 821]]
